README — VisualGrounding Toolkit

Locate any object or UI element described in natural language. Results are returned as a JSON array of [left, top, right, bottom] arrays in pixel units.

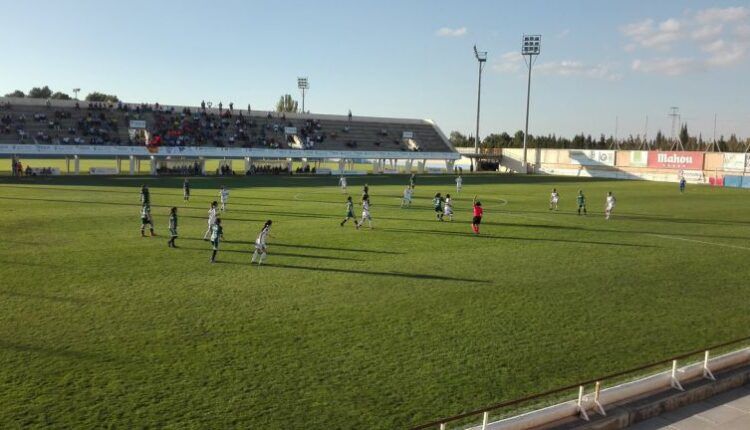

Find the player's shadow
[[0, 290, 86, 304], [0, 339, 114, 362], [259, 263, 490, 283], [509, 208, 750, 227], [225, 240, 403, 255], [490, 220, 750, 241], [378, 227, 656, 248], [177, 246, 364, 261]]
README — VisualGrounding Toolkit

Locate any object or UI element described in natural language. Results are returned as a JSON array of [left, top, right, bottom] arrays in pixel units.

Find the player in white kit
[[356, 194, 373, 229], [605, 192, 616, 220], [401, 186, 413, 208], [251, 220, 273, 265], [444, 193, 454, 221], [455, 175, 463, 193], [219, 186, 229, 212], [339, 175, 347, 193], [203, 201, 218, 239], [549, 188, 560, 211]]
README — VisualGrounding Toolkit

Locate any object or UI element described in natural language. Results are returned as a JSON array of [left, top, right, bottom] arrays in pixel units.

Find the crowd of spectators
[[217, 164, 234, 176], [148, 108, 294, 149], [246, 164, 290, 175], [1, 101, 122, 145], [24, 166, 56, 176], [156, 161, 202, 176], [294, 165, 317, 174], [1, 99, 444, 152]]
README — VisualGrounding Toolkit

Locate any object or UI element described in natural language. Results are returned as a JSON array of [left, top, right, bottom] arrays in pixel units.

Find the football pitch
[[1, 174, 749, 429]]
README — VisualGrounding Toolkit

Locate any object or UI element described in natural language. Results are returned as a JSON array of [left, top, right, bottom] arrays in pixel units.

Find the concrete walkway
[[630, 386, 750, 430]]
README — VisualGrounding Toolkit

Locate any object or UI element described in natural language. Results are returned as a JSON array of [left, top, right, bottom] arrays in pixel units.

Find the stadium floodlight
[[473, 45, 487, 168], [297, 77, 309, 114], [521, 34, 541, 168], [73, 88, 80, 100]]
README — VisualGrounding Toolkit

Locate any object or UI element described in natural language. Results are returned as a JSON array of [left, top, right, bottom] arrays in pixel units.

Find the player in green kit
[[576, 190, 587, 215], [140, 204, 155, 237], [209, 218, 224, 263], [182, 179, 190, 202], [340, 196, 358, 227], [433, 193, 444, 221], [140, 184, 150, 205], [167, 207, 178, 248]]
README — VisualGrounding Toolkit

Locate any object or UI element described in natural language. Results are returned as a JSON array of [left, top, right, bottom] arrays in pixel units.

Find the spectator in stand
[[247, 104, 251, 115], [218, 102, 223, 113], [229, 102, 233, 112], [348, 109, 352, 121], [201, 100, 206, 111]]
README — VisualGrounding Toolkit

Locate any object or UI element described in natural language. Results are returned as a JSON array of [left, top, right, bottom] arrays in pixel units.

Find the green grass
[[1, 174, 749, 429]]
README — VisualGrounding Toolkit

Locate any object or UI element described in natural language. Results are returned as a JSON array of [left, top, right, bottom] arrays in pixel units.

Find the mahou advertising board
[[647, 151, 703, 169]]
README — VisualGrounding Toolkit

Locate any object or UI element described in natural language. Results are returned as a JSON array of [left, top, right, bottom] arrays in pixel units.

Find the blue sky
[[1, 0, 748, 140]]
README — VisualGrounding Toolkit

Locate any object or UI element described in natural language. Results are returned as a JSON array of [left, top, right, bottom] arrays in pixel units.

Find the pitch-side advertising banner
[[568, 150, 615, 166], [629, 151, 648, 167], [723, 153, 750, 171], [647, 151, 703, 169]]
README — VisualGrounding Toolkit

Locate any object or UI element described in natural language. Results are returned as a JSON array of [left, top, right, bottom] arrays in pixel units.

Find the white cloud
[[659, 18, 680, 32], [435, 27, 467, 37], [701, 39, 725, 53], [631, 57, 695, 76], [695, 7, 748, 23], [622, 7, 750, 74], [706, 43, 746, 66], [692, 24, 723, 40], [491, 51, 522, 73], [536, 60, 623, 81], [494, 53, 621, 81], [736, 24, 750, 38], [620, 18, 682, 50]]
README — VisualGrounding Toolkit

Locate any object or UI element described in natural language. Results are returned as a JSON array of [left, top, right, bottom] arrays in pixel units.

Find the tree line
[[450, 125, 750, 153], [4, 86, 119, 103]]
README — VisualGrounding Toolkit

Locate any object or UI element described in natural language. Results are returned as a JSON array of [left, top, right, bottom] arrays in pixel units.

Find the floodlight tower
[[73, 88, 80, 100], [473, 45, 487, 166], [521, 35, 541, 169], [297, 77, 309, 113]]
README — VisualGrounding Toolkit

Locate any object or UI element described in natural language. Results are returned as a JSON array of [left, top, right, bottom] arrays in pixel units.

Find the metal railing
[[410, 335, 750, 430]]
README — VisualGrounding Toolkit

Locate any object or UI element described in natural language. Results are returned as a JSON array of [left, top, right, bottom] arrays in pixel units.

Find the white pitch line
[[647, 234, 750, 251]]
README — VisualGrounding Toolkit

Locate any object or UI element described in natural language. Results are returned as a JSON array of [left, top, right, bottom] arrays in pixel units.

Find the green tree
[[275, 94, 298, 113], [655, 130, 665, 149], [85, 92, 119, 103], [5, 90, 25, 98], [28, 86, 53, 98], [449, 131, 472, 147], [512, 130, 525, 148], [679, 123, 689, 148], [51, 91, 71, 100]]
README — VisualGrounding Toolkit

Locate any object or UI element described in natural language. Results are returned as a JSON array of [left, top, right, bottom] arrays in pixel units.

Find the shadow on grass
[[508, 208, 750, 227], [274, 242, 403, 255], [0, 340, 112, 362], [219, 239, 401, 255], [176, 245, 364, 261], [377, 226, 656, 248], [488, 218, 750, 241], [0, 290, 85, 304], [221, 262, 490, 283]]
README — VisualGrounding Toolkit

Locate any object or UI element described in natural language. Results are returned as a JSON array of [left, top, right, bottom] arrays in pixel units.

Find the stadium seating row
[[0, 97, 453, 153]]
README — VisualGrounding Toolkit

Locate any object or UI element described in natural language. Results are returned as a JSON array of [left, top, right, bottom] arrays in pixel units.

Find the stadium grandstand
[[0, 96, 459, 175]]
